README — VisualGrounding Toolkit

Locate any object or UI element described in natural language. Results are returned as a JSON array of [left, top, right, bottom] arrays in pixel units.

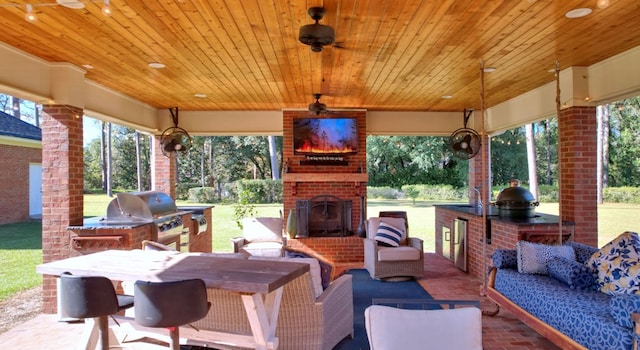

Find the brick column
[[558, 106, 598, 246], [468, 134, 491, 205], [40, 104, 84, 313], [151, 135, 176, 198]]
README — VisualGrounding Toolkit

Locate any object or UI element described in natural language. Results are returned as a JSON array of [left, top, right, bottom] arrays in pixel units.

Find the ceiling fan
[[448, 108, 481, 160], [160, 107, 193, 158], [308, 94, 332, 115], [298, 7, 335, 52]]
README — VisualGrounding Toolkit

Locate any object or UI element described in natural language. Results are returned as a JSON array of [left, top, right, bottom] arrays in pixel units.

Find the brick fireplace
[[282, 110, 367, 264]]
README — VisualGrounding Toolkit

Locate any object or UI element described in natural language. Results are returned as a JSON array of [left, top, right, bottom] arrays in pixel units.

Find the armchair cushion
[[240, 241, 284, 257], [378, 246, 421, 262], [375, 221, 405, 247], [241, 217, 283, 242]]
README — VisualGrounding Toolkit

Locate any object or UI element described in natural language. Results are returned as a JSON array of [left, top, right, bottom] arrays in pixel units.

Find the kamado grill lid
[[495, 179, 538, 207], [106, 191, 177, 223]]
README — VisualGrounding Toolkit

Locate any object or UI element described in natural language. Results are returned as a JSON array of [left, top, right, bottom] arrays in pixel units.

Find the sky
[[83, 116, 102, 146]]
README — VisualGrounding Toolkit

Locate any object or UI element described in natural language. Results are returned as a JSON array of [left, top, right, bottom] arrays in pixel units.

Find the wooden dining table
[[36, 249, 309, 350]]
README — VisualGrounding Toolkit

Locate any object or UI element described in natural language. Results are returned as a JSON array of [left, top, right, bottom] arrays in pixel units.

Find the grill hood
[[106, 191, 178, 223]]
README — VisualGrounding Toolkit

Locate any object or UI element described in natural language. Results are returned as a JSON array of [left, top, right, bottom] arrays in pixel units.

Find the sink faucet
[[473, 187, 482, 208]]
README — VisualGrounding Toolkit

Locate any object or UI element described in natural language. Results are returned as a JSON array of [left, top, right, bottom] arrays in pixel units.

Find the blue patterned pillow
[[492, 249, 517, 269], [565, 241, 599, 264], [610, 294, 640, 328], [375, 222, 404, 247], [547, 256, 597, 290], [516, 241, 575, 274], [587, 231, 640, 295]]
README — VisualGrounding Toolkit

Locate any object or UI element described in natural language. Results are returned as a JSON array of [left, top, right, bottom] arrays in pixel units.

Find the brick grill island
[[282, 110, 367, 264], [435, 205, 575, 279], [67, 192, 213, 256]]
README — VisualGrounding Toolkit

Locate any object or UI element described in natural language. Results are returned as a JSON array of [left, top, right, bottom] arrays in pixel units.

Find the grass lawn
[[0, 222, 42, 301], [1, 194, 638, 302]]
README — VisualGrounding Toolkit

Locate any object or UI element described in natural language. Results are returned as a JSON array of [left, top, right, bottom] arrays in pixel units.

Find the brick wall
[[0, 144, 41, 224], [152, 135, 176, 199], [282, 110, 367, 264], [436, 207, 575, 279], [558, 106, 598, 246], [41, 104, 84, 313]]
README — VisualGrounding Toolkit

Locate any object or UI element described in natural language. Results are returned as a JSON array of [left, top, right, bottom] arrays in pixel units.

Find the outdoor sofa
[[486, 235, 640, 350], [191, 253, 354, 350]]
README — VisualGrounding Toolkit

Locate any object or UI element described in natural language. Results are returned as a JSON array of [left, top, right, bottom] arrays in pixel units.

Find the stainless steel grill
[[105, 191, 186, 245]]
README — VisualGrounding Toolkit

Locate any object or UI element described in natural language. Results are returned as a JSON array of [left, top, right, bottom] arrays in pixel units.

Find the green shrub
[[236, 180, 282, 204], [233, 189, 257, 229], [188, 187, 218, 203], [603, 187, 640, 203], [367, 187, 401, 199], [177, 182, 200, 200]]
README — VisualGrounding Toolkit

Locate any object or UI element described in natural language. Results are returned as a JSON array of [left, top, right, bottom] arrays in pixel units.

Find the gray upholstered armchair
[[363, 217, 424, 280]]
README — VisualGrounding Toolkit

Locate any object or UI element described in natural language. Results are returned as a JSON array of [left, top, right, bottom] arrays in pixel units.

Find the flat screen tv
[[293, 117, 358, 156]]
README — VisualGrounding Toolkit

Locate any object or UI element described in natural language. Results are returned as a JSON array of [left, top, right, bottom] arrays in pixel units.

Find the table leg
[[77, 317, 99, 350], [241, 287, 284, 350]]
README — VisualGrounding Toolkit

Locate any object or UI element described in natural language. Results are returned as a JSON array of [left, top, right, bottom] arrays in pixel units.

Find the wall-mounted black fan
[[160, 107, 192, 158], [449, 108, 481, 160]]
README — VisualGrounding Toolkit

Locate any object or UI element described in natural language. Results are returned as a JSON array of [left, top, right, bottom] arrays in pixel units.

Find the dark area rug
[[333, 269, 434, 350]]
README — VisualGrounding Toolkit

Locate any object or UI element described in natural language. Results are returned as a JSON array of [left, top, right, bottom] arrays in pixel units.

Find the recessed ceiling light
[[441, 95, 453, 99], [565, 8, 592, 18], [148, 62, 166, 69], [56, 0, 85, 9], [194, 93, 207, 98], [483, 67, 496, 73], [82, 64, 94, 69]]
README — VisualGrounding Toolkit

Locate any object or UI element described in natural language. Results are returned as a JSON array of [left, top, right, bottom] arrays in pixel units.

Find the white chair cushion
[[242, 217, 283, 242], [377, 246, 421, 262], [365, 305, 482, 350], [249, 256, 323, 298], [241, 241, 284, 257]]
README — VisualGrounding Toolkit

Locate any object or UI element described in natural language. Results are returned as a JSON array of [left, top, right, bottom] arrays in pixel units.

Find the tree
[[366, 136, 464, 188], [525, 123, 538, 199], [608, 97, 640, 186], [491, 128, 528, 186]]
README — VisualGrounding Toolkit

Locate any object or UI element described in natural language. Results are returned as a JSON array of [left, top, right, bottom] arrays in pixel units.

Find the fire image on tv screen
[[293, 118, 358, 155]]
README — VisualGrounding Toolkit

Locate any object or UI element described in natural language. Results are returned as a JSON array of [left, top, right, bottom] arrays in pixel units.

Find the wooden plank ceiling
[[0, 0, 638, 112]]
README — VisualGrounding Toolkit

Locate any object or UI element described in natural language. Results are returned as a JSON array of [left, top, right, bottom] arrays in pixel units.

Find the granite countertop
[[67, 216, 152, 230], [434, 204, 574, 226]]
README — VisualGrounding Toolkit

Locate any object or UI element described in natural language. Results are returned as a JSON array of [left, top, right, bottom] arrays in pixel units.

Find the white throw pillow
[[516, 241, 575, 274]]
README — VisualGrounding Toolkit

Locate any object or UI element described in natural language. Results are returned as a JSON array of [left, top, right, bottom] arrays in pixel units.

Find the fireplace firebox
[[296, 195, 353, 237]]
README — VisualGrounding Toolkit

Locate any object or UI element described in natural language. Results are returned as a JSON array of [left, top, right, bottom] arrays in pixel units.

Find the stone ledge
[[282, 173, 368, 182]]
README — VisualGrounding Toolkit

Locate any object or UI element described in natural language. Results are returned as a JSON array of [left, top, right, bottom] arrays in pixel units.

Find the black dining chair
[[59, 272, 134, 350], [134, 278, 211, 350]]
